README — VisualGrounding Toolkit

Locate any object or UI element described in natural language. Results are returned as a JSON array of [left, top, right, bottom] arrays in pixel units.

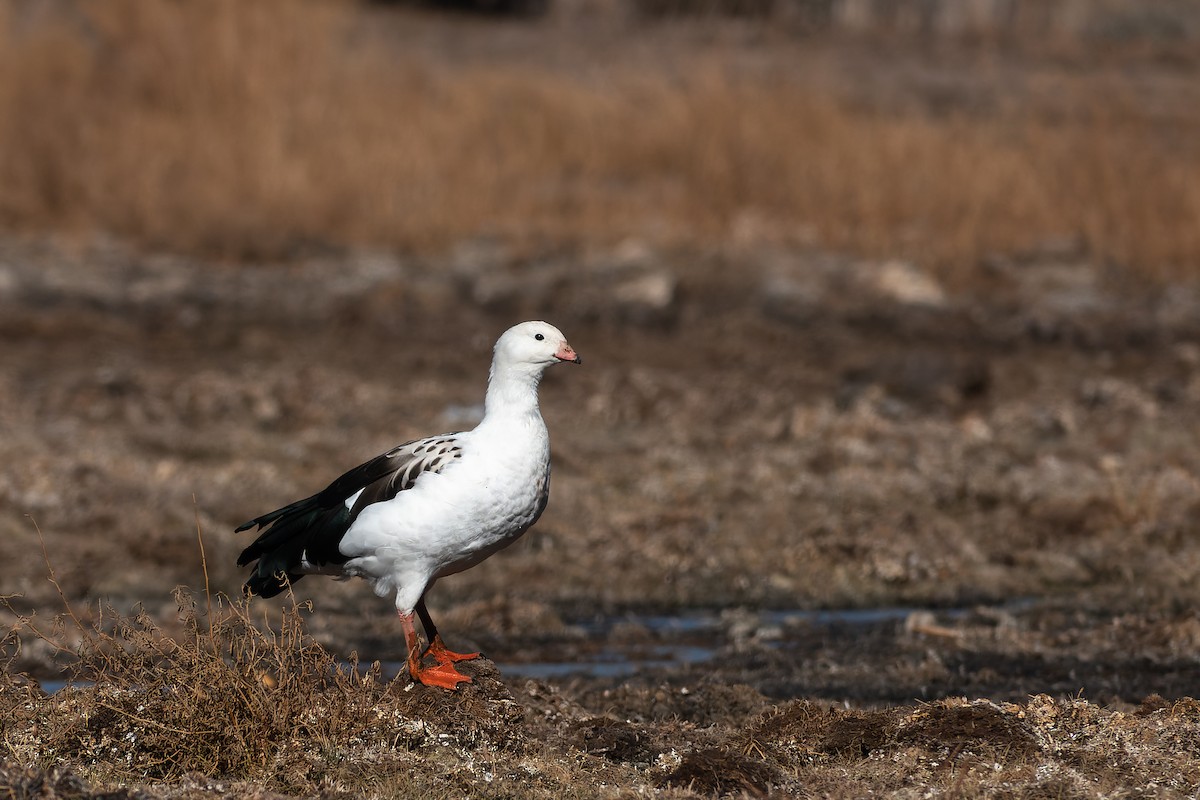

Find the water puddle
[[494, 603, 1031, 680], [498, 644, 716, 680]]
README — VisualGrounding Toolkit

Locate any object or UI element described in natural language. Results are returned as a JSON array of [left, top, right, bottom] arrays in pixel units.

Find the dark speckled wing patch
[[347, 437, 463, 518]]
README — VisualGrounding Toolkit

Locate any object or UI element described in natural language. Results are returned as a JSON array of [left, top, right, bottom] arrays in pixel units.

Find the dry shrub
[[2, 589, 416, 786], [0, 530, 551, 799], [744, 701, 896, 763], [1, 1, 1199, 280], [2, 568, 625, 800], [658, 745, 777, 796], [893, 701, 1040, 760]]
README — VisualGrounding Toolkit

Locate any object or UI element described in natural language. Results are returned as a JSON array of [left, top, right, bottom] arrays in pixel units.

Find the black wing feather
[[236, 436, 463, 598]]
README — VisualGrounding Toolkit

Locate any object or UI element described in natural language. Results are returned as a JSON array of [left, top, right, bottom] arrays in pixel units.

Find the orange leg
[[399, 610, 472, 690], [417, 598, 480, 665]]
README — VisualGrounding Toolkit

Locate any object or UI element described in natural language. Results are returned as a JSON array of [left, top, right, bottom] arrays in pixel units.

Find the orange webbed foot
[[412, 661, 473, 690], [426, 634, 480, 665]]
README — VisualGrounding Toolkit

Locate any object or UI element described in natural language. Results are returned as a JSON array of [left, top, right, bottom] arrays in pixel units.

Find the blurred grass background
[[0, 0, 1198, 280]]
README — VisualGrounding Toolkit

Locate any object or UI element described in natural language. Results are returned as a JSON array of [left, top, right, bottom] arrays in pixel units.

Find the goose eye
[[535, 333, 545, 341]]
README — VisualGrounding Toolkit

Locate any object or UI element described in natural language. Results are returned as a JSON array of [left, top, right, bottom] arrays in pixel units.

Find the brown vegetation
[[1, 1, 1199, 279], [4, 597, 1200, 799]]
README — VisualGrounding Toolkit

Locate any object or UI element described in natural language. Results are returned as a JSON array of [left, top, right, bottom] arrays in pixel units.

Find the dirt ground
[[2, 227, 1199, 796]]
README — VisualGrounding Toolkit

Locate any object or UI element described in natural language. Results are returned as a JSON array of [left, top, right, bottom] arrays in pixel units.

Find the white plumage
[[237, 320, 580, 688]]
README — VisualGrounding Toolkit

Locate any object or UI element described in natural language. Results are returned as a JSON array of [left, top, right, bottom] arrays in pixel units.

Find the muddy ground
[[1, 233, 1198, 796]]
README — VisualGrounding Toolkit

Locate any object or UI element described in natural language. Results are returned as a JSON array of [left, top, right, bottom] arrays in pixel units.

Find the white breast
[[335, 421, 550, 607]]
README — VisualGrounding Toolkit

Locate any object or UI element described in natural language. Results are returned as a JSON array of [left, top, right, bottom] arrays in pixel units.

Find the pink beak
[[555, 342, 581, 364]]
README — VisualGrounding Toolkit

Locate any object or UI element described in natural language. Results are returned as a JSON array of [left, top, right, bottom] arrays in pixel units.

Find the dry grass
[[4, 589, 383, 785], [5, 593, 1200, 800], [0, 1, 1198, 280], [0, 588, 568, 797], [0, 531, 591, 796]]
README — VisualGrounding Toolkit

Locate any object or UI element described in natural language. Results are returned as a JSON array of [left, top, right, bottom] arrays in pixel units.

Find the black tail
[[236, 494, 351, 597]]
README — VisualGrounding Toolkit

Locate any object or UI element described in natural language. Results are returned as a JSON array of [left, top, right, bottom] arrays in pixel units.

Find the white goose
[[236, 321, 580, 689]]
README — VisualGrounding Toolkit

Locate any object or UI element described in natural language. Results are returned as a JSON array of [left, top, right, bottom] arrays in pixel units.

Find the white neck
[[481, 360, 545, 424]]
